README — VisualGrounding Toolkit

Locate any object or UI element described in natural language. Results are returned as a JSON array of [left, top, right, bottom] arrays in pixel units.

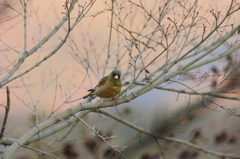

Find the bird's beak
[[114, 75, 119, 79]]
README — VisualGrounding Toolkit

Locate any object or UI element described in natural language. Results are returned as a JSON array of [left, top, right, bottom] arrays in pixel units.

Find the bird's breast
[[95, 81, 121, 98]]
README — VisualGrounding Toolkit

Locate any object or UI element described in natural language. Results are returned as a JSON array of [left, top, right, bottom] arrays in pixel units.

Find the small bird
[[83, 69, 122, 102]]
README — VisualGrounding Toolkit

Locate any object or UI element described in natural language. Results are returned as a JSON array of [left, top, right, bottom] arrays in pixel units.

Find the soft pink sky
[[0, 0, 160, 128], [0, 0, 238, 130]]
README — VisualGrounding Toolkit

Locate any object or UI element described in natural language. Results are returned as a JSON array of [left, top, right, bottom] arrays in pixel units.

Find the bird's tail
[[83, 88, 95, 99], [64, 88, 95, 103]]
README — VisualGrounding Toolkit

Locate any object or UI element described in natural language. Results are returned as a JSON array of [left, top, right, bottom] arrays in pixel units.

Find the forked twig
[[73, 115, 128, 159]]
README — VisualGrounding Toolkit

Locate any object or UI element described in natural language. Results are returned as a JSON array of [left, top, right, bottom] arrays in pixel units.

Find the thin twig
[[154, 138, 166, 159], [73, 115, 128, 159], [170, 80, 240, 116], [22, 145, 60, 159], [0, 86, 10, 144], [102, 0, 115, 77], [133, 81, 240, 101], [97, 110, 240, 159], [23, 0, 27, 53], [54, 121, 79, 143]]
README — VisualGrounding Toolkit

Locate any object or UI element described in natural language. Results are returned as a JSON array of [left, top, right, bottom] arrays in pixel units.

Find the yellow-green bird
[[83, 69, 122, 101]]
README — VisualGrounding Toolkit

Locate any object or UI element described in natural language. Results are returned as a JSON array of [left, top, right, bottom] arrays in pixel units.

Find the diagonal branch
[[133, 81, 240, 101], [0, 0, 78, 87], [97, 110, 240, 159]]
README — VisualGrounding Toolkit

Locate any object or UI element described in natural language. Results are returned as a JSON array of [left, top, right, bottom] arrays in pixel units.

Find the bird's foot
[[100, 99, 105, 106], [96, 108, 101, 113], [112, 97, 118, 103]]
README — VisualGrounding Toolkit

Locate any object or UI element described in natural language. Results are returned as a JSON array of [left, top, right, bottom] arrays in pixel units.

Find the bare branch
[[0, 86, 10, 144]]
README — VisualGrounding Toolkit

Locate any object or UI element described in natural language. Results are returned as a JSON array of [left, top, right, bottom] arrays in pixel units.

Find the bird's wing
[[83, 76, 108, 99], [86, 76, 108, 92], [97, 76, 108, 87]]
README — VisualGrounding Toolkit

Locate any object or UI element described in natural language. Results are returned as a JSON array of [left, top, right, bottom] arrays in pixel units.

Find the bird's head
[[110, 69, 121, 80]]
